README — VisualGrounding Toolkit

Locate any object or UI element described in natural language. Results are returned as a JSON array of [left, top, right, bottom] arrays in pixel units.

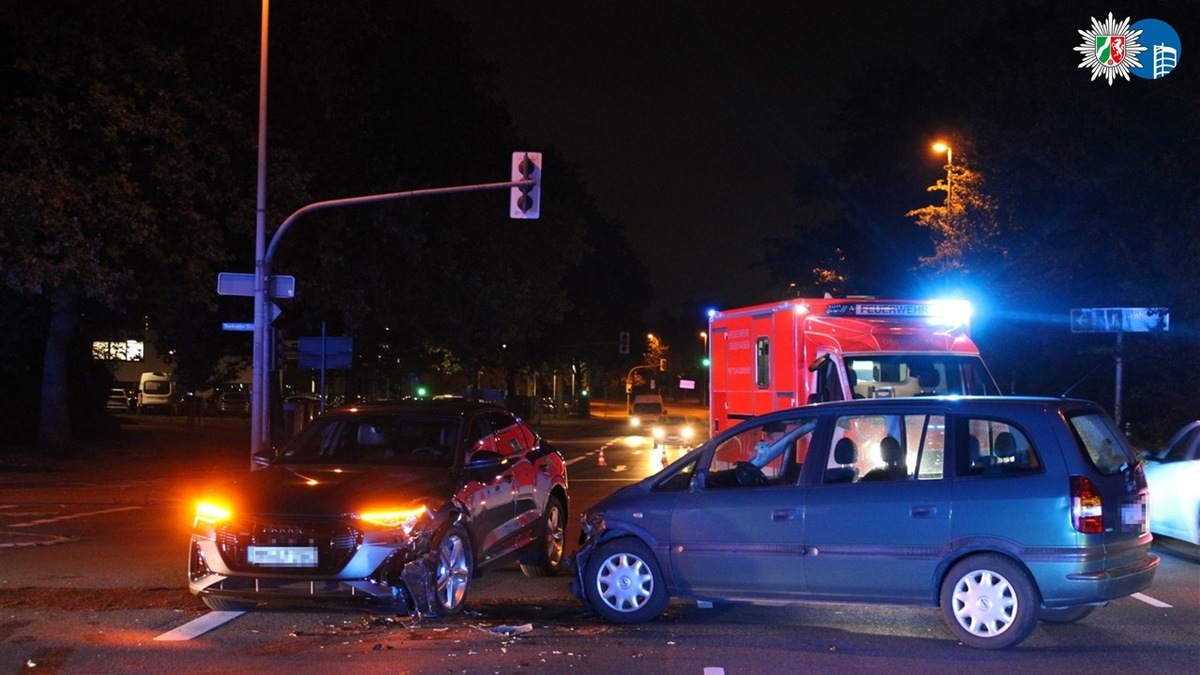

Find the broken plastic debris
[[489, 623, 533, 636]]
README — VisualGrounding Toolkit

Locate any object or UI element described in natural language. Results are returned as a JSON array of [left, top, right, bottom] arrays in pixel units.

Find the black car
[[189, 400, 569, 614]]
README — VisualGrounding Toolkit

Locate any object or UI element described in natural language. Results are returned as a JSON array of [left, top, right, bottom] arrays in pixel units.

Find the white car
[[1143, 421, 1200, 547]]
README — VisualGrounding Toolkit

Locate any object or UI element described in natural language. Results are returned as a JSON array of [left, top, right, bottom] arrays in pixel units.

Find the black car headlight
[[193, 500, 233, 528], [357, 505, 431, 537]]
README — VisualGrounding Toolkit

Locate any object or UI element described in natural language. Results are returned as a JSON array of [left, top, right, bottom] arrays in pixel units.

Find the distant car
[[105, 388, 131, 413], [212, 391, 250, 417], [189, 400, 569, 614], [650, 414, 698, 449], [571, 396, 1158, 650], [628, 394, 665, 433], [1142, 420, 1200, 546]]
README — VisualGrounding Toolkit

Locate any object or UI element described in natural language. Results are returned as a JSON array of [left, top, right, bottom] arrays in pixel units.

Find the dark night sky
[[442, 2, 1008, 317]]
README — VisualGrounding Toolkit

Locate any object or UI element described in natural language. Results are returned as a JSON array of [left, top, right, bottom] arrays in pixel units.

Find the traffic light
[[618, 331, 630, 354], [659, 358, 666, 371], [510, 151, 542, 219]]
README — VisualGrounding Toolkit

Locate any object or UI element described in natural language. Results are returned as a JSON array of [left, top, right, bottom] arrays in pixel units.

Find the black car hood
[[213, 464, 458, 517]]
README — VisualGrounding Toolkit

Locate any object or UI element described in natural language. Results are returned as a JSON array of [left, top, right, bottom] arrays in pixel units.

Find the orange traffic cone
[[597, 447, 607, 467]]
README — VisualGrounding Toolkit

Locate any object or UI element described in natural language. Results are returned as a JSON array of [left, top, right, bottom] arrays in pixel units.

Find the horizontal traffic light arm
[[265, 179, 531, 269]]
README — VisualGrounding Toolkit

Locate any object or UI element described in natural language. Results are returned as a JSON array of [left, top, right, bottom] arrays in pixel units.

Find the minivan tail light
[[1071, 476, 1104, 534]]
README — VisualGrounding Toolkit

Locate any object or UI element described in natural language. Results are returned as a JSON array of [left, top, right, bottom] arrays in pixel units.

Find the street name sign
[[1070, 307, 1169, 333], [217, 272, 296, 299]]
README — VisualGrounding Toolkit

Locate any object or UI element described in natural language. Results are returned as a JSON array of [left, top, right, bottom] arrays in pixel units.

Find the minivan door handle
[[772, 508, 796, 522], [910, 505, 937, 519]]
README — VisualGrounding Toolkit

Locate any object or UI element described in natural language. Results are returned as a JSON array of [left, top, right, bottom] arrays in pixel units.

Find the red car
[[189, 400, 568, 614]]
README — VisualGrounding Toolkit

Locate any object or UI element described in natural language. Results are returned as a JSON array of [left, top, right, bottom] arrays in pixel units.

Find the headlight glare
[[194, 500, 232, 527], [359, 505, 429, 534]]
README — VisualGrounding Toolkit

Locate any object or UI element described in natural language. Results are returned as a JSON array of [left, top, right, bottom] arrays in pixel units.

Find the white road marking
[[0, 533, 71, 548], [703, 668, 726, 675], [8, 505, 141, 528], [1131, 592, 1172, 608], [155, 611, 245, 641]]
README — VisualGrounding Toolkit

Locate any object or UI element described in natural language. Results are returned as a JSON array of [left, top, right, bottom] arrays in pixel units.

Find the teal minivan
[[571, 396, 1158, 649]]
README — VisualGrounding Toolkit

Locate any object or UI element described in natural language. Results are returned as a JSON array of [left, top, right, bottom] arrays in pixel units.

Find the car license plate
[[1121, 501, 1147, 527], [248, 545, 318, 567]]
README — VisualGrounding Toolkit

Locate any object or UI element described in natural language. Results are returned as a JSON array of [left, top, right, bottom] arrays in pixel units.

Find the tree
[[905, 145, 1006, 281], [0, 3, 253, 451]]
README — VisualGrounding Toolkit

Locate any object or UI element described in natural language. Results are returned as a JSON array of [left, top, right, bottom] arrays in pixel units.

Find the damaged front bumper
[[566, 512, 605, 602], [188, 522, 454, 616]]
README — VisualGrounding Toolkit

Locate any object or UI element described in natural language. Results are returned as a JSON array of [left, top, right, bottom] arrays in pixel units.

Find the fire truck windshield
[[845, 355, 999, 399]]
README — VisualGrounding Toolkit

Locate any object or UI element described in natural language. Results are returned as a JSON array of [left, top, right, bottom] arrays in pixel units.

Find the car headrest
[[993, 431, 1017, 459], [357, 424, 389, 447], [879, 436, 903, 464], [834, 437, 858, 465]]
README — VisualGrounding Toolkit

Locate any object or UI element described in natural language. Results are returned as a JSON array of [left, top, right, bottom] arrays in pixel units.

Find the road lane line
[[154, 611, 245, 641], [8, 505, 142, 528], [1131, 592, 1172, 608]]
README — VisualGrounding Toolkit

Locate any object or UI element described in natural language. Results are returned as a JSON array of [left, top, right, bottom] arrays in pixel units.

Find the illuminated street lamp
[[932, 141, 953, 206]]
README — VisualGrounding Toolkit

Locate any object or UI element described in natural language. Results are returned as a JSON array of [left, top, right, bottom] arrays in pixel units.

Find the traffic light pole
[[624, 364, 657, 414], [250, 177, 536, 466]]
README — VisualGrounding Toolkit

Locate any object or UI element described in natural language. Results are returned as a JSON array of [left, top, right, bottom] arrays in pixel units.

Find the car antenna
[[1060, 362, 1104, 398]]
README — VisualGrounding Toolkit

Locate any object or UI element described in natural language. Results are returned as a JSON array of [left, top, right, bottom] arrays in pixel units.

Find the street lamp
[[932, 141, 953, 206], [251, 0, 271, 466]]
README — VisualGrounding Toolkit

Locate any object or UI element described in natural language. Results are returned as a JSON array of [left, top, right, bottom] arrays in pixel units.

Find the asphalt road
[[1, 406, 1197, 674]]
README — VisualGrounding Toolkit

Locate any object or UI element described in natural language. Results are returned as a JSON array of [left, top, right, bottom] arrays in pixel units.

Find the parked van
[[138, 372, 177, 414]]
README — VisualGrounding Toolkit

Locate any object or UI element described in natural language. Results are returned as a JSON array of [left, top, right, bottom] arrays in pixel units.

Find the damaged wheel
[[434, 524, 473, 615], [520, 496, 566, 577]]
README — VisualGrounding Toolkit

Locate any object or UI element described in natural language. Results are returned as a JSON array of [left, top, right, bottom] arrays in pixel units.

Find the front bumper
[[188, 529, 444, 613]]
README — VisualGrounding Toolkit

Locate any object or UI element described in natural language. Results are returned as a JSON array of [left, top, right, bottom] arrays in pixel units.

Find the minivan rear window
[[1068, 413, 1135, 474]]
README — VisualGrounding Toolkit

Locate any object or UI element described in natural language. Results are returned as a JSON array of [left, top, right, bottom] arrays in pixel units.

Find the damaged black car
[[188, 399, 568, 615]]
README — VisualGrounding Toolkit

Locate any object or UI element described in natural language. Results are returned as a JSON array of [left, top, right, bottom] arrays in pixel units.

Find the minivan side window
[[705, 416, 817, 487], [959, 418, 1040, 476], [823, 414, 945, 484], [1068, 412, 1135, 475]]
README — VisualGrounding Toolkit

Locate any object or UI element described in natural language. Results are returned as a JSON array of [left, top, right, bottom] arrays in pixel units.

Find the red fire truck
[[707, 297, 1000, 434]]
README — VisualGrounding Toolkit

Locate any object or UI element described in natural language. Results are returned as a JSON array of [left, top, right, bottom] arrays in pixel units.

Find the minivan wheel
[[584, 538, 668, 623], [433, 524, 473, 615], [1038, 605, 1096, 624], [520, 496, 566, 577], [940, 554, 1039, 649]]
